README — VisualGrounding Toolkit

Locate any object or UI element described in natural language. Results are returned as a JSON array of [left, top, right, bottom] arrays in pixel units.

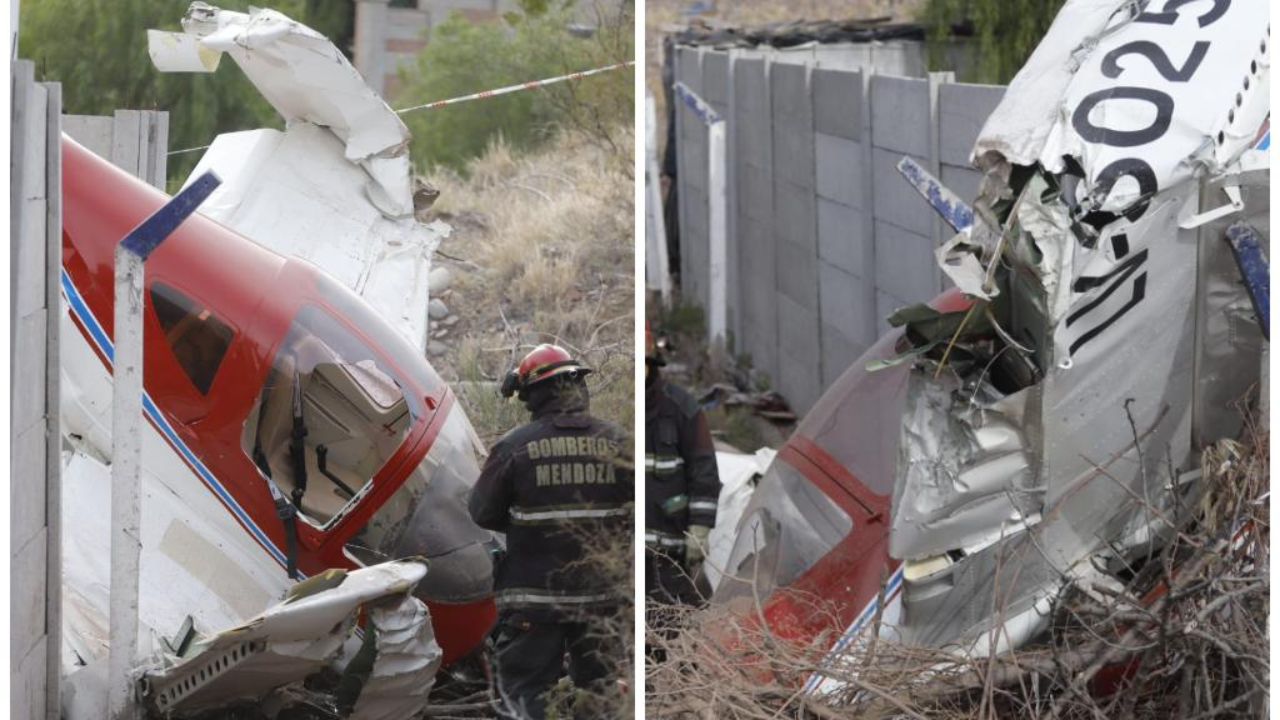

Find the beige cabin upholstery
[[249, 337, 410, 525]]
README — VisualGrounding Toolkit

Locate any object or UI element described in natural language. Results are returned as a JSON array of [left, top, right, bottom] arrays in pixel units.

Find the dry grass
[[408, 125, 636, 719], [647, 415, 1269, 719], [423, 125, 636, 443]]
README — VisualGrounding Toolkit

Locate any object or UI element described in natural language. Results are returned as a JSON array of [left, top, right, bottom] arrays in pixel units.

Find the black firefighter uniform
[[468, 393, 633, 719], [645, 377, 720, 604]]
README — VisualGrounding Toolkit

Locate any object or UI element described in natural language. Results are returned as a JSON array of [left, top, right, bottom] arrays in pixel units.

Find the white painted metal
[[159, 5, 446, 352], [108, 247, 144, 719]]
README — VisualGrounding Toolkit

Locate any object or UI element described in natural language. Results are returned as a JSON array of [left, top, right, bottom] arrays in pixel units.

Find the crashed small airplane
[[709, 0, 1269, 693], [59, 4, 497, 716]]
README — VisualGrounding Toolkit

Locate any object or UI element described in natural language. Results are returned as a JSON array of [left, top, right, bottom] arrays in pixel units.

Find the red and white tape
[[395, 61, 635, 115]]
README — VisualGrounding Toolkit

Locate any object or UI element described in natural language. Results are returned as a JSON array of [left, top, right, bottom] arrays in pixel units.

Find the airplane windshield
[[797, 330, 910, 498], [343, 408, 494, 604], [242, 304, 418, 528], [712, 460, 852, 607]]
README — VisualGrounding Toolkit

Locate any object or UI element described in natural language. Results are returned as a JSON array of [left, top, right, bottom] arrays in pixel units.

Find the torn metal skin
[[888, 0, 1270, 654], [149, 2, 448, 352], [138, 559, 442, 719]]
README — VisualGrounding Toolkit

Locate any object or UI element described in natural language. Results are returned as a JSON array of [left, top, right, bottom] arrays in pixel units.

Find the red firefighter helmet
[[645, 320, 667, 366], [501, 344, 592, 398]]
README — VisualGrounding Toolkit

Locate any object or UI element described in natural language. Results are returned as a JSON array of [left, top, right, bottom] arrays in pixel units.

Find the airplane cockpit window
[[713, 461, 852, 607], [241, 304, 417, 528], [150, 282, 234, 395], [800, 331, 909, 498], [344, 409, 495, 603]]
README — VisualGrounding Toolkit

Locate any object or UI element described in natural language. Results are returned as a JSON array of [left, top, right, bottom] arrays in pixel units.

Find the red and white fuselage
[[59, 136, 497, 675]]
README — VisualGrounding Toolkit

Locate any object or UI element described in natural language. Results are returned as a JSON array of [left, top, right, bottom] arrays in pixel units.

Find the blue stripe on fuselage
[[60, 268, 296, 573]]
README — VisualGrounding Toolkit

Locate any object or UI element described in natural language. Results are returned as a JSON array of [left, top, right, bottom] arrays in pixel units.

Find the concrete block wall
[[11, 60, 62, 720], [64, 111, 169, 190], [673, 44, 1006, 412], [732, 56, 778, 379]]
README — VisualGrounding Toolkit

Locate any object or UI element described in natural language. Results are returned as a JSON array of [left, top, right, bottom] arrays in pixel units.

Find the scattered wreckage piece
[[138, 560, 441, 719], [148, 2, 412, 215], [698, 383, 796, 423], [703, 447, 777, 592], [148, 2, 448, 352], [895, 156, 975, 233]]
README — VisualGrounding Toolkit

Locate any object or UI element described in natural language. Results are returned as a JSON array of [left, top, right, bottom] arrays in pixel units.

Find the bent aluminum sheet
[[888, 0, 1270, 660], [181, 126, 447, 352], [349, 595, 444, 720], [975, 0, 1270, 214], [150, 2, 413, 215], [139, 559, 439, 718], [152, 3, 448, 351]]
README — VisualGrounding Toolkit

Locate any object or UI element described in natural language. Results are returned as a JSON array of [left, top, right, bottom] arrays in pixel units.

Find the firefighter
[[469, 344, 633, 720], [645, 324, 720, 607]]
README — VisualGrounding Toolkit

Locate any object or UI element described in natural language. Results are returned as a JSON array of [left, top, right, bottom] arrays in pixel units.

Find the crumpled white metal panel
[[150, 2, 414, 215], [182, 125, 447, 351], [152, 3, 448, 351], [137, 560, 435, 718], [976, 0, 1270, 215]]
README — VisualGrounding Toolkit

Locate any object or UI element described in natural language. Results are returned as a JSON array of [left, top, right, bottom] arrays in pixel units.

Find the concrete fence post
[[108, 172, 222, 719], [859, 69, 878, 350], [708, 120, 728, 345], [927, 71, 955, 293], [43, 81, 64, 720], [645, 93, 672, 304], [727, 48, 741, 349], [11, 59, 64, 720], [108, 245, 145, 720], [673, 80, 728, 345]]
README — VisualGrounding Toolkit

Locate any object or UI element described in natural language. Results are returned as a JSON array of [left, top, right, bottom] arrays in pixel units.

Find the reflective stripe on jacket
[[469, 395, 633, 615], [644, 376, 720, 557]]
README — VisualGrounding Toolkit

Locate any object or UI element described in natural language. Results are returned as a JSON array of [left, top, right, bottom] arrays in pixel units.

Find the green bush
[[924, 0, 1066, 84], [397, 2, 633, 172]]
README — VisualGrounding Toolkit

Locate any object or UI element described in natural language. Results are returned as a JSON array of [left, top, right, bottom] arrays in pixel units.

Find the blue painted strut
[[119, 171, 221, 259], [896, 156, 974, 233], [674, 81, 723, 126], [1225, 222, 1270, 341]]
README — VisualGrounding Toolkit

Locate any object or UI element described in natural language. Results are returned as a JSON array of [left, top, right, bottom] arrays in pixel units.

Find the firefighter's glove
[[685, 524, 711, 570]]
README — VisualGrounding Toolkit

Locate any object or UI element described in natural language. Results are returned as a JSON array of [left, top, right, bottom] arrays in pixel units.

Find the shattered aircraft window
[[242, 305, 416, 527], [344, 408, 489, 569], [714, 461, 852, 605], [151, 282, 233, 395], [800, 331, 909, 498]]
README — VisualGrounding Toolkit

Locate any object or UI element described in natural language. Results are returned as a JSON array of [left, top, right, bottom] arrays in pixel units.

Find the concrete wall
[[11, 59, 62, 720], [64, 111, 169, 190], [673, 45, 1005, 412]]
